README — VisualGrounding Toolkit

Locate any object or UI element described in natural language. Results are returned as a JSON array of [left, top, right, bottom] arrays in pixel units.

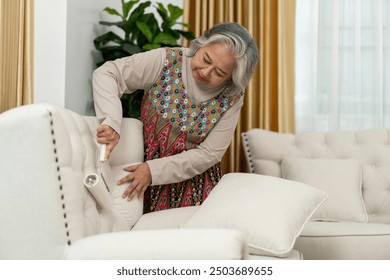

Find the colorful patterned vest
[[141, 48, 242, 213]]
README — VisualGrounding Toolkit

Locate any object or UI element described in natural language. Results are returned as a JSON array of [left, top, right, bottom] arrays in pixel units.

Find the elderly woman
[[93, 22, 259, 213]]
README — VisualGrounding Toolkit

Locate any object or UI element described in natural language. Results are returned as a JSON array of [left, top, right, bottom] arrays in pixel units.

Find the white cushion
[[132, 206, 199, 230], [295, 221, 390, 259], [64, 229, 247, 260], [181, 173, 327, 257], [281, 158, 368, 222]]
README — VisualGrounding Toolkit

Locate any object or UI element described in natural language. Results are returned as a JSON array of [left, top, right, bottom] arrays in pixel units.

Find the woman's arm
[[93, 48, 166, 135], [93, 48, 165, 159]]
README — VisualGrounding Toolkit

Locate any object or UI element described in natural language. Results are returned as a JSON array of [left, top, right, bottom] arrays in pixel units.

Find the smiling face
[[190, 43, 236, 88]]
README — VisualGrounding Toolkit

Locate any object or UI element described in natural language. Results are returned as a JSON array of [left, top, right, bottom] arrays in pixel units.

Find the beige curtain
[[0, 0, 34, 113], [183, 0, 296, 173]]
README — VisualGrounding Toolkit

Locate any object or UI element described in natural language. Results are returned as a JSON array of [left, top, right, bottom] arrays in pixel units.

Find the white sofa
[[2, 104, 321, 260], [242, 128, 390, 259]]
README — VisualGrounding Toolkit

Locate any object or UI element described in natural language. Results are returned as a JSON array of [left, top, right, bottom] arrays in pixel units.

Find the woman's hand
[[96, 125, 120, 160], [118, 163, 152, 201]]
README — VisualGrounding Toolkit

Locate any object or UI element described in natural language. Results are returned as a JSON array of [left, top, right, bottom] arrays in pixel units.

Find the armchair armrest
[[63, 229, 247, 260]]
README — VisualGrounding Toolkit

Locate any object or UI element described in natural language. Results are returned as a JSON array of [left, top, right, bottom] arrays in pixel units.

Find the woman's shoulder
[[163, 47, 189, 57], [135, 47, 166, 60], [140, 47, 188, 64]]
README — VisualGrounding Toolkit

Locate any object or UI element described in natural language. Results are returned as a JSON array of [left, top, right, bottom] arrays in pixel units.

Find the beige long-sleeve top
[[93, 48, 243, 186]]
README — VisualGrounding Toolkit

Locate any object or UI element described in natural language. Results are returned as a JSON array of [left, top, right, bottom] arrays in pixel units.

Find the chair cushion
[[181, 173, 327, 257], [281, 158, 368, 222], [295, 221, 390, 259], [132, 206, 199, 230], [64, 229, 246, 260]]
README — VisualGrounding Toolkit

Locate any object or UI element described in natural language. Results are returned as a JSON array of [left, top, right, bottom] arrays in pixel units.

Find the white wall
[[34, 0, 67, 107], [64, 0, 121, 116], [35, 0, 183, 116]]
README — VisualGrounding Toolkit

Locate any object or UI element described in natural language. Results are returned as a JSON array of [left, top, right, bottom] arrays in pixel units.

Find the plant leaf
[[122, 43, 143, 55], [175, 22, 190, 28], [155, 3, 168, 21], [120, 89, 143, 118], [93, 31, 124, 50], [167, 4, 183, 25], [153, 32, 177, 46], [175, 30, 196, 40], [122, 0, 139, 19], [136, 21, 153, 43], [125, 1, 151, 29], [142, 13, 159, 35], [123, 1, 151, 38], [99, 21, 124, 28], [103, 7, 122, 17], [142, 43, 161, 51], [99, 46, 128, 61]]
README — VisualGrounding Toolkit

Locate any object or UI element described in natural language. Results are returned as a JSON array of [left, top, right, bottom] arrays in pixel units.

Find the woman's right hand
[[96, 125, 120, 161]]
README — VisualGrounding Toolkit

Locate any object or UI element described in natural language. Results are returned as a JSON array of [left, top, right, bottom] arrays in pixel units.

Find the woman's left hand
[[118, 163, 152, 201]]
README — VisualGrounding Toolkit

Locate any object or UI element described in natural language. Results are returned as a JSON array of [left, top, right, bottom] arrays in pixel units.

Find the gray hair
[[188, 22, 259, 96]]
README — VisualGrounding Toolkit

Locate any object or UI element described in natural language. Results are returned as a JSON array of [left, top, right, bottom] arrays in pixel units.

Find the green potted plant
[[94, 0, 195, 118]]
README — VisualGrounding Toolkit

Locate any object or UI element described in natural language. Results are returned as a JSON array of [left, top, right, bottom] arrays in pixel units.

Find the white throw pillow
[[281, 158, 368, 223], [181, 173, 327, 257]]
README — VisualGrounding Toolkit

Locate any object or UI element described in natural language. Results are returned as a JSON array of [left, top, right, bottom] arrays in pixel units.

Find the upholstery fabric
[[131, 204, 304, 260], [242, 129, 390, 224], [132, 206, 200, 230], [181, 173, 327, 257], [64, 229, 247, 260], [0, 104, 144, 259], [281, 158, 368, 222], [295, 221, 390, 259], [242, 128, 390, 259]]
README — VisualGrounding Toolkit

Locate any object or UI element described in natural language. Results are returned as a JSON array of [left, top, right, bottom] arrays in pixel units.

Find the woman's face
[[190, 43, 236, 88]]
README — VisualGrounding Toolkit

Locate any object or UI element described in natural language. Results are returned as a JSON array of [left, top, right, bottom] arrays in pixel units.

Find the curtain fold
[[183, 0, 296, 173], [0, 0, 34, 113]]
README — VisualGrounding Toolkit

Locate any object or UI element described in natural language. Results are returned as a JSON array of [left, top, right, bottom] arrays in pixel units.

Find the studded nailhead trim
[[48, 110, 71, 246], [241, 133, 255, 173]]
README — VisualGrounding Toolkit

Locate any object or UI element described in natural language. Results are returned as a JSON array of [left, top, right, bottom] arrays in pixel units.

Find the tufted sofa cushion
[[281, 158, 368, 222], [242, 129, 390, 225]]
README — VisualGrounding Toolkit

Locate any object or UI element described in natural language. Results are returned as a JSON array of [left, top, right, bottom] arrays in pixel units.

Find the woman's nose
[[201, 65, 213, 78]]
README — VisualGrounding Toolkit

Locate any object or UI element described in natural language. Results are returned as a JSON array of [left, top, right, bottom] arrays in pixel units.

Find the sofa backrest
[[242, 129, 390, 225], [0, 104, 144, 259]]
